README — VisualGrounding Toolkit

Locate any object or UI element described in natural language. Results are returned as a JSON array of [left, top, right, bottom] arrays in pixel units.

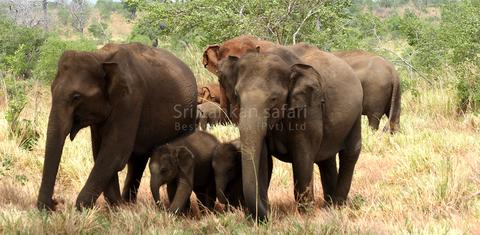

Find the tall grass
[[0, 46, 479, 234]]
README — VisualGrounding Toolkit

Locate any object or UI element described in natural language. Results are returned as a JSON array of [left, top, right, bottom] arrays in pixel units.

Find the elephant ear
[[173, 146, 195, 184], [203, 86, 212, 100], [102, 49, 132, 104], [202, 45, 220, 74], [288, 63, 324, 110], [217, 56, 240, 102]]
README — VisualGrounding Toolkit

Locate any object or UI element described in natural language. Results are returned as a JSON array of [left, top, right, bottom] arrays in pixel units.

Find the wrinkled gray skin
[[196, 101, 226, 130], [37, 43, 197, 211], [211, 139, 244, 208], [332, 50, 401, 133], [149, 131, 219, 214], [218, 45, 363, 221], [290, 44, 401, 133]]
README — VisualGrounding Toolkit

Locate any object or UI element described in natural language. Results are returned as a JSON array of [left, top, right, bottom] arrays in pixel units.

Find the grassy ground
[[0, 47, 479, 234]]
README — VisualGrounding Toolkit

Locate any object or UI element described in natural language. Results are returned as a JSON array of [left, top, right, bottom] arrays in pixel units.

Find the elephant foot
[[104, 197, 124, 208], [331, 196, 348, 208], [37, 197, 65, 211], [75, 195, 97, 211], [296, 201, 315, 214]]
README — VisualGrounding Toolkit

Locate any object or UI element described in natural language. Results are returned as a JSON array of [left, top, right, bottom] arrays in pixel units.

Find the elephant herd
[[37, 35, 401, 222]]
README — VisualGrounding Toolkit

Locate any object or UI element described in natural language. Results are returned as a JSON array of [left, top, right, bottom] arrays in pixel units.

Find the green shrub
[[88, 20, 111, 44], [132, 0, 356, 47], [32, 36, 97, 82], [0, 20, 46, 77], [3, 76, 39, 151], [456, 61, 480, 113], [128, 33, 151, 45]]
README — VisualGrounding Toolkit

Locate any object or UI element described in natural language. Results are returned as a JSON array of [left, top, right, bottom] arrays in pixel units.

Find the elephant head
[[211, 139, 241, 204], [217, 50, 325, 220], [149, 145, 194, 206], [37, 47, 133, 210]]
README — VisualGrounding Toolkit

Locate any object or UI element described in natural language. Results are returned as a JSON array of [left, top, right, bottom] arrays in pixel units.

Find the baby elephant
[[196, 101, 227, 129], [149, 131, 219, 214], [212, 139, 244, 208]]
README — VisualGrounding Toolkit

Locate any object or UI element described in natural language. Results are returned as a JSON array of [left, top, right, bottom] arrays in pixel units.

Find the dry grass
[[0, 48, 479, 234]]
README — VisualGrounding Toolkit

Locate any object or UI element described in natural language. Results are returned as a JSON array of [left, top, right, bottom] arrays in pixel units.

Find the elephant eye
[[71, 93, 82, 103]]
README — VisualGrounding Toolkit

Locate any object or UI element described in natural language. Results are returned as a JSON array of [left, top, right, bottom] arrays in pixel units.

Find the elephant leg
[[317, 156, 338, 205], [103, 174, 122, 206], [367, 112, 382, 130], [91, 126, 122, 205], [267, 153, 273, 186], [292, 148, 314, 210], [166, 181, 177, 203], [167, 181, 191, 214], [122, 154, 149, 203], [333, 118, 361, 205], [195, 186, 216, 211]]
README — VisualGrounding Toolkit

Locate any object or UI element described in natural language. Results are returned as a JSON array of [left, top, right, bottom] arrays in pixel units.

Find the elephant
[[197, 83, 222, 104], [196, 101, 227, 130], [149, 131, 219, 213], [217, 45, 363, 221], [211, 138, 244, 208], [203, 36, 401, 133], [37, 43, 197, 211], [202, 35, 278, 121], [332, 50, 401, 133]]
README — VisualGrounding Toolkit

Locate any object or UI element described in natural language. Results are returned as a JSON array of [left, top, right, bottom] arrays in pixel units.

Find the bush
[[88, 20, 111, 44], [3, 76, 39, 151], [132, 0, 356, 47], [0, 20, 46, 78], [32, 36, 97, 83], [128, 33, 151, 45], [456, 61, 480, 113]]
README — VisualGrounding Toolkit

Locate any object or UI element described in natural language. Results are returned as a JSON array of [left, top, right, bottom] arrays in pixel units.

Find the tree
[[122, 0, 145, 19], [5, 0, 46, 28], [133, 0, 354, 47], [69, 0, 90, 33], [42, 0, 48, 31]]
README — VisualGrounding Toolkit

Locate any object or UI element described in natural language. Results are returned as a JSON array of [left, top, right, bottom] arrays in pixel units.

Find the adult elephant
[[203, 37, 401, 133], [217, 46, 363, 221], [37, 43, 197, 210], [333, 50, 401, 133]]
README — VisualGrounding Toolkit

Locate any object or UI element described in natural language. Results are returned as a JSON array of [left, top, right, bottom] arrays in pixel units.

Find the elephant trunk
[[215, 178, 229, 204], [239, 102, 269, 221], [37, 105, 72, 210], [150, 174, 162, 207]]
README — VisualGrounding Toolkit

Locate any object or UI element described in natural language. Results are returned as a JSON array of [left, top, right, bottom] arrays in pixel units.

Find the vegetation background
[[0, 0, 479, 233]]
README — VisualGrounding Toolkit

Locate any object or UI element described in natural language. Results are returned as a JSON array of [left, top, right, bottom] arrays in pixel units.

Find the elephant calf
[[197, 83, 223, 104], [196, 101, 227, 129], [149, 131, 220, 214], [212, 139, 244, 209]]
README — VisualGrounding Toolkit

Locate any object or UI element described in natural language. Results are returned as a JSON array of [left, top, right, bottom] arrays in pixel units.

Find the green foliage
[[96, 0, 124, 20], [132, 0, 383, 50], [57, 7, 71, 26], [88, 20, 111, 44], [456, 61, 480, 113], [32, 36, 97, 83], [122, 0, 148, 18], [3, 77, 39, 151], [128, 33, 151, 45], [0, 20, 46, 78]]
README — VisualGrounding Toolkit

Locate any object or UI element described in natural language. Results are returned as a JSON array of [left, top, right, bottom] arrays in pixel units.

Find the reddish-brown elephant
[[197, 83, 222, 104]]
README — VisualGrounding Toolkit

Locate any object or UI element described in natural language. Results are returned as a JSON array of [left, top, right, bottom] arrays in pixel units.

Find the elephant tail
[[387, 68, 401, 134]]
